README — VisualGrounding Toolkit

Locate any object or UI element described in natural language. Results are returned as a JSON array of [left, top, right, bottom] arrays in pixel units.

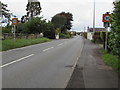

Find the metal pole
[[84, 27, 85, 32], [93, 0, 96, 34], [0, 2, 2, 27], [105, 27, 108, 51], [13, 25, 16, 41], [104, 12, 110, 51]]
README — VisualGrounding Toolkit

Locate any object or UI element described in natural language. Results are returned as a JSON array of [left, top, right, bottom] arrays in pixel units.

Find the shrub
[[2, 27, 11, 34], [59, 33, 71, 39], [43, 22, 55, 39], [108, 1, 120, 58], [83, 32, 87, 39], [16, 23, 24, 33]]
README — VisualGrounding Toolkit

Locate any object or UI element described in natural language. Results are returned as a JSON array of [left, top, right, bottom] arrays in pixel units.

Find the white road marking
[[64, 41, 67, 43], [89, 55, 94, 58], [1, 54, 34, 68], [73, 57, 79, 69], [64, 42, 84, 88], [64, 57, 79, 88], [43, 47, 54, 52], [57, 43, 63, 46]]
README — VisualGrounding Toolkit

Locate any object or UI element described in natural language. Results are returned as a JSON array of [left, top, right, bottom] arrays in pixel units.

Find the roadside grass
[[1, 37, 50, 51], [101, 49, 120, 72]]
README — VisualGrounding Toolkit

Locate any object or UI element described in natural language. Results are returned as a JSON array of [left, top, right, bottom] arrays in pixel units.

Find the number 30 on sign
[[102, 14, 111, 22]]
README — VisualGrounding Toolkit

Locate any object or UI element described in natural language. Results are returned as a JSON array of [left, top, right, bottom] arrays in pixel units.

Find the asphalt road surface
[[2, 36, 83, 88]]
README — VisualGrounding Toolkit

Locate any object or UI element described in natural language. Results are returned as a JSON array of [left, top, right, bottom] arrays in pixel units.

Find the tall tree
[[21, 15, 28, 23], [0, 2, 9, 18], [58, 12, 73, 30], [0, 1, 11, 25], [51, 15, 67, 30], [51, 12, 73, 33], [26, 1, 42, 19]]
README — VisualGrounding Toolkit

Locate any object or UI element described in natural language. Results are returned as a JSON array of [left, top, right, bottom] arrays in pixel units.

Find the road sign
[[12, 18, 18, 25], [12, 18, 18, 41], [102, 13, 110, 52], [102, 14, 111, 22]]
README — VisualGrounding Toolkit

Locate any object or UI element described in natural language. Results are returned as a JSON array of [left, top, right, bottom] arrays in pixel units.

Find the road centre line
[[43, 47, 54, 52], [1, 54, 34, 68], [57, 43, 63, 46]]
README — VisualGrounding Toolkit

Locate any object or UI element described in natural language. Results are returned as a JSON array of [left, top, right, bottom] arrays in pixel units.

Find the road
[[2, 36, 83, 88]]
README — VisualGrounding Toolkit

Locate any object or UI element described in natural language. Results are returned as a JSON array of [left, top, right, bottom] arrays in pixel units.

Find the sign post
[[102, 12, 111, 51], [12, 18, 18, 41]]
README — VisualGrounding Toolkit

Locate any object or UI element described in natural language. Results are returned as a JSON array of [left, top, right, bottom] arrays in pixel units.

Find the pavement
[[66, 38, 119, 89], [2, 36, 84, 88]]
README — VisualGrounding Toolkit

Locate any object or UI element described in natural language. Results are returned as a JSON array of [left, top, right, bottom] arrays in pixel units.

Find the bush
[[43, 22, 55, 39], [59, 33, 71, 39], [16, 18, 56, 39], [16, 23, 24, 33], [92, 32, 104, 44], [83, 32, 87, 39], [108, 1, 120, 58], [2, 27, 11, 34], [108, 31, 120, 57]]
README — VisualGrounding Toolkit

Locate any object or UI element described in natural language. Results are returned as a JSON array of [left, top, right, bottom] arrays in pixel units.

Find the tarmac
[[66, 38, 119, 89]]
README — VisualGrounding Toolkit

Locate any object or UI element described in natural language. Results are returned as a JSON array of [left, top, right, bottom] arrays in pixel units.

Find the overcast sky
[[1, 0, 114, 32]]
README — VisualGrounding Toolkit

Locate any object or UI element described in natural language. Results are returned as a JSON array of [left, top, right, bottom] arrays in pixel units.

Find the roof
[[28, 0, 39, 2], [87, 28, 107, 32]]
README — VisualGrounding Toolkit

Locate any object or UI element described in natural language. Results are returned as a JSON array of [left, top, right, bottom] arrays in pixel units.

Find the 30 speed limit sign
[[12, 18, 18, 25], [102, 14, 111, 22]]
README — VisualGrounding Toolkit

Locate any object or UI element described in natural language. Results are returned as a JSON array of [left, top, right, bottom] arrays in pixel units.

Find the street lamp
[[93, 0, 96, 34]]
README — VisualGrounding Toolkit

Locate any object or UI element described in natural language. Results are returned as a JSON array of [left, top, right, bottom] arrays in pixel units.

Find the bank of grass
[[1, 37, 50, 51], [101, 49, 120, 72]]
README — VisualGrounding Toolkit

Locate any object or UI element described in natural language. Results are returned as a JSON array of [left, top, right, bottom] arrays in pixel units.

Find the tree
[[51, 15, 67, 30], [58, 12, 73, 31], [26, 1, 42, 19], [0, 1, 11, 25], [108, 1, 120, 57], [21, 15, 28, 23], [52, 12, 73, 33], [22, 17, 46, 34], [0, 2, 9, 18], [43, 21, 55, 39]]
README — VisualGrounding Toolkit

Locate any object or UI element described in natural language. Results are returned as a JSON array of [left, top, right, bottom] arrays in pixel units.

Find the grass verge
[[1, 37, 50, 51], [101, 49, 120, 72]]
